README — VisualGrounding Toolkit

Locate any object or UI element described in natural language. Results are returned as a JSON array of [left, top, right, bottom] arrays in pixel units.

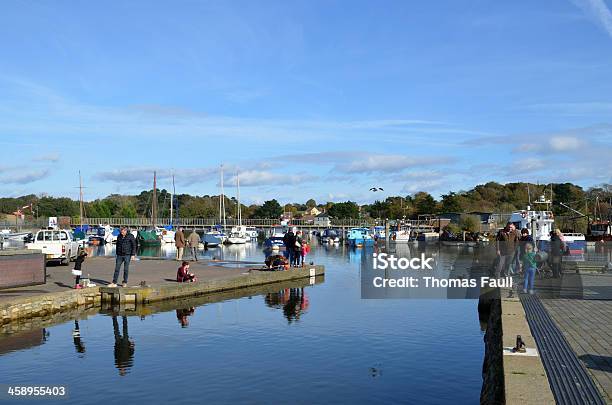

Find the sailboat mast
[[220, 165, 226, 230], [170, 172, 175, 225], [236, 171, 241, 226], [152, 171, 157, 228], [79, 171, 84, 228]]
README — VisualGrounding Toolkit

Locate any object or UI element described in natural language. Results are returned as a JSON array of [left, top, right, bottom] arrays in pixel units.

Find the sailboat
[[204, 165, 228, 247], [159, 173, 176, 243], [225, 171, 248, 244], [138, 171, 162, 247]]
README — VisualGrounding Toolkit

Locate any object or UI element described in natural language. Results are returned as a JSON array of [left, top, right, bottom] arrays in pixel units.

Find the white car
[[26, 229, 81, 265]]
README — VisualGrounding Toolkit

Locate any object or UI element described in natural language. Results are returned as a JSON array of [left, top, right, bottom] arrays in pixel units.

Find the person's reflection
[[112, 316, 135, 376], [72, 320, 86, 355], [265, 288, 309, 323], [176, 307, 195, 328]]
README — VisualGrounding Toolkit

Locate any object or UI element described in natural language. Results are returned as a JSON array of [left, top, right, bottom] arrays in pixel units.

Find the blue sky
[[1, 0, 611, 204]]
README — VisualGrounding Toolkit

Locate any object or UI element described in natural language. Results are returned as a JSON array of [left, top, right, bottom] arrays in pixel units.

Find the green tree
[[413, 192, 437, 216], [252, 199, 283, 219], [440, 192, 463, 213], [328, 201, 360, 219], [306, 199, 317, 208], [459, 215, 480, 233]]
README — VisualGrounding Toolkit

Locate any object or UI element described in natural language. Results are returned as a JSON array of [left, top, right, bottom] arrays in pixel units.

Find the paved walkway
[[543, 298, 612, 403], [0, 256, 264, 303], [521, 269, 612, 403]]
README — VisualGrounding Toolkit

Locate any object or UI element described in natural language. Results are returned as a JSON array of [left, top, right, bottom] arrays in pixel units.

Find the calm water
[[1, 241, 486, 404]]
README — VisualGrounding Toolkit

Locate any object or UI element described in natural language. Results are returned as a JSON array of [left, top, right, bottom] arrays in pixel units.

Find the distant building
[[437, 212, 462, 224], [305, 207, 321, 216], [315, 213, 332, 227], [302, 215, 316, 224]]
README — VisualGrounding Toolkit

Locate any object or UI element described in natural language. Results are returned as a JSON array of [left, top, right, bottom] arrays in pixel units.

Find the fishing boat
[[264, 225, 286, 249], [347, 227, 374, 247], [508, 193, 585, 254], [390, 224, 411, 243], [137, 171, 162, 247]]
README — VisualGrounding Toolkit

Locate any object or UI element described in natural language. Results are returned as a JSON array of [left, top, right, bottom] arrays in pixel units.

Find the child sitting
[[177, 261, 197, 283], [73, 250, 88, 289]]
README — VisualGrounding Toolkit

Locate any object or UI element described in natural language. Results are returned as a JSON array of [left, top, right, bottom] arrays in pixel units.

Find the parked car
[[26, 229, 81, 265]]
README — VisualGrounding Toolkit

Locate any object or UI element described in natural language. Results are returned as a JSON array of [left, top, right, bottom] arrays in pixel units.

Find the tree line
[[0, 182, 610, 221]]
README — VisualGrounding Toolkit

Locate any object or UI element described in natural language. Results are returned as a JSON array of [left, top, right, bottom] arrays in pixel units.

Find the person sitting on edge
[[522, 242, 537, 294], [177, 261, 197, 283]]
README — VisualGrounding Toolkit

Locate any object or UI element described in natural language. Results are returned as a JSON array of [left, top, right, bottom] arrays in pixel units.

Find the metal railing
[[71, 217, 377, 228]]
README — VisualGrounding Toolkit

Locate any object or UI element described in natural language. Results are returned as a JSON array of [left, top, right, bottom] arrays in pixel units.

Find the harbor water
[[1, 241, 487, 404]]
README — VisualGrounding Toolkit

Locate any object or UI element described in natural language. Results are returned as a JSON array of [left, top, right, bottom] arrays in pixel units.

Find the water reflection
[[72, 320, 86, 356], [176, 307, 196, 328], [112, 316, 135, 376], [265, 288, 310, 323]]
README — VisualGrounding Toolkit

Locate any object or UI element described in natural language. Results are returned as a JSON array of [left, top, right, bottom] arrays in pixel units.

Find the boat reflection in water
[[113, 316, 135, 376], [265, 287, 310, 323]]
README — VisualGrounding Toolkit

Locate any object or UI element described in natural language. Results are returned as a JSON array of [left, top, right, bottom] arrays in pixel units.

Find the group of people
[[495, 222, 567, 294], [173, 227, 201, 261], [282, 227, 311, 267]]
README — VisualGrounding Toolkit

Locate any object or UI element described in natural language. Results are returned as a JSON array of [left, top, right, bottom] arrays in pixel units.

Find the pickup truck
[[26, 229, 81, 265]]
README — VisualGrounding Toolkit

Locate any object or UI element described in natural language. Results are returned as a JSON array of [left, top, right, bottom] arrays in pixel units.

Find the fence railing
[[72, 217, 377, 228]]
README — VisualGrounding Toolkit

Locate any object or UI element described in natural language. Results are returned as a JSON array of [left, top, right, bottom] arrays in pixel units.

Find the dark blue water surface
[[1, 242, 485, 404]]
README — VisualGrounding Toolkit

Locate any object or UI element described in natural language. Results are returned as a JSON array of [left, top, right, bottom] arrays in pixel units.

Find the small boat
[[265, 226, 286, 249], [390, 224, 411, 243], [0, 229, 30, 241], [372, 226, 386, 239], [204, 228, 226, 247], [225, 225, 248, 244], [244, 226, 259, 239], [347, 227, 374, 247], [137, 229, 161, 246], [319, 228, 340, 244], [156, 226, 175, 244]]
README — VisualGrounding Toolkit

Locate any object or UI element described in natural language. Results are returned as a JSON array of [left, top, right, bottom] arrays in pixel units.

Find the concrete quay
[[0, 256, 325, 325]]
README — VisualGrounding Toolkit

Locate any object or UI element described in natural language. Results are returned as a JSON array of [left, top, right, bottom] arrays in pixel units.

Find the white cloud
[[335, 155, 453, 174], [0, 169, 49, 184], [226, 170, 317, 187], [549, 136, 584, 151], [33, 153, 60, 162], [571, 0, 612, 38]]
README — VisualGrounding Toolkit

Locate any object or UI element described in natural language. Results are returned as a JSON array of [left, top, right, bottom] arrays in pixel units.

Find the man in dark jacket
[[110, 227, 137, 287], [283, 228, 296, 264]]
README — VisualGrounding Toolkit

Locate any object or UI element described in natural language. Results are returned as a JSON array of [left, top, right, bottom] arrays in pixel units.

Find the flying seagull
[[369, 187, 384, 192]]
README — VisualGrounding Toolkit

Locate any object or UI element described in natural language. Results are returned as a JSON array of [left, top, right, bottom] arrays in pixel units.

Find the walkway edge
[[1, 266, 325, 324], [500, 288, 555, 405]]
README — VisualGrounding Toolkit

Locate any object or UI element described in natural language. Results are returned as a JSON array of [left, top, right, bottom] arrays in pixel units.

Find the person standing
[[175, 227, 186, 261], [549, 229, 565, 278], [187, 229, 200, 261], [495, 222, 520, 277], [110, 227, 137, 288], [283, 227, 296, 264], [522, 242, 537, 294]]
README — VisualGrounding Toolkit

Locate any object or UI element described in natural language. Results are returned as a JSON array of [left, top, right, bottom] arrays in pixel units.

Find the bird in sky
[[369, 187, 384, 192]]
